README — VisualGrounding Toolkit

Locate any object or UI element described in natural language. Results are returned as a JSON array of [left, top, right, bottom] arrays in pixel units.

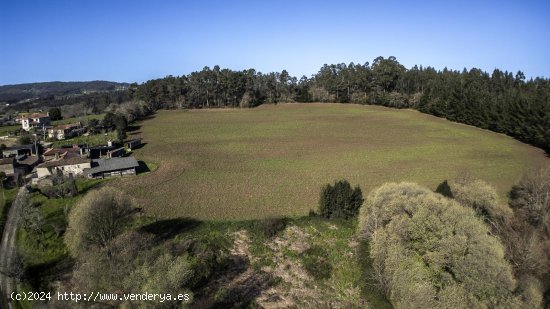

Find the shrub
[[301, 245, 332, 280], [17, 134, 32, 145], [319, 179, 363, 219], [449, 177, 513, 236], [358, 182, 521, 308], [451, 177, 512, 222], [48, 107, 62, 121], [64, 187, 135, 255], [258, 217, 288, 238], [509, 165, 550, 232], [124, 253, 194, 308], [40, 174, 77, 198]]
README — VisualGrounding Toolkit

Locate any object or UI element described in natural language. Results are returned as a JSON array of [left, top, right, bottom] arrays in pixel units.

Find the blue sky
[[1, 0, 549, 85]]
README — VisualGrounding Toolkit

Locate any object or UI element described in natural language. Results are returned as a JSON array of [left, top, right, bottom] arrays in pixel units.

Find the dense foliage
[[319, 180, 363, 219], [358, 182, 526, 308], [444, 172, 550, 308], [126, 57, 549, 152], [0, 81, 129, 104]]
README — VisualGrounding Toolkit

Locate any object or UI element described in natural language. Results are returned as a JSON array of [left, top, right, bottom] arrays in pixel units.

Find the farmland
[[116, 103, 547, 220]]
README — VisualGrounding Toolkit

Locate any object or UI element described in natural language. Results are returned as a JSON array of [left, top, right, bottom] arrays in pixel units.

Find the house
[[125, 138, 142, 150], [43, 146, 83, 161], [18, 113, 51, 131], [48, 122, 85, 140], [84, 156, 139, 179], [2, 145, 34, 158], [36, 156, 91, 179]]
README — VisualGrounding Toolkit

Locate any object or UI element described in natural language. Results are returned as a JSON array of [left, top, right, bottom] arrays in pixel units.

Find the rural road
[[0, 186, 26, 309]]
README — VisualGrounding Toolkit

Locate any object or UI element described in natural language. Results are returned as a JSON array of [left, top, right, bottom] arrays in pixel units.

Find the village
[[0, 111, 142, 188]]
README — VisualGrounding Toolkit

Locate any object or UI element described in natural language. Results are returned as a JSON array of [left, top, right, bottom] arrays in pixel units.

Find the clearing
[[115, 103, 547, 220]]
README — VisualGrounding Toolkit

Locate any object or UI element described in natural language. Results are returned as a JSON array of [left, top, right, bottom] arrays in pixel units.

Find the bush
[[358, 182, 522, 308], [258, 217, 288, 238], [301, 245, 332, 281], [48, 107, 62, 121], [17, 134, 32, 145], [319, 180, 363, 219], [40, 174, 77, 198], [451, 177, 512, 223], [64, 187, 135, 255]]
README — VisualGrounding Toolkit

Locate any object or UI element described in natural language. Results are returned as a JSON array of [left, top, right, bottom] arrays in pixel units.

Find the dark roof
[[5, 144, 33, 151], [89, 145, 117, 151], [109, 147, 125, 153], [37, 156, 90, 168], [85, 157, 139, 175], [0, 157, 15, 165], [125, 138, 142, 143], [19, 156, 40, 165]]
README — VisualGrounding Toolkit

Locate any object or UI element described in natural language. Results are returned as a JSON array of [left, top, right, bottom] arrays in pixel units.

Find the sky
[[1, 0, 549, 85]]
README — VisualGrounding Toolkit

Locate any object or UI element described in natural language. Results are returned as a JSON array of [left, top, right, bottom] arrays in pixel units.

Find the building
[[125, 138, 142, 150], [84, 156, 139, 178], [43, 146, 85, 161], [48, 123, 85, 140], [18, 113, 51, 131], [36, 156, 91, 178], [2, 145, 34, 158], [88, 141, 120, 159], [106, 147, 125, 158]]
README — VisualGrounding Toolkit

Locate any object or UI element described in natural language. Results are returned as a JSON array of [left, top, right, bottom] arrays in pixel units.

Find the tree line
[[7, 57, 547, 152], [127, 57, 550, 153]]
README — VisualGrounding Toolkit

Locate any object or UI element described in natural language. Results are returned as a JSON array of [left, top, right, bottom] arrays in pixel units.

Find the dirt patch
[[193, 230, 273, 308]]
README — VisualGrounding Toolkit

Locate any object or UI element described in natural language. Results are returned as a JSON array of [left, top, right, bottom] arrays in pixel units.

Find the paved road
[[0, 186, 26, 309]]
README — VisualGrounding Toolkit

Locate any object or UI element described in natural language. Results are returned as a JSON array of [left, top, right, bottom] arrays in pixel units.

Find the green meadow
[[116, 103, 547, 220]]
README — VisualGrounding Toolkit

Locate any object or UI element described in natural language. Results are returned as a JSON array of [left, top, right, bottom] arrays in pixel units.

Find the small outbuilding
[[125, 138, 142, 150], [84, 156, 139, 179]]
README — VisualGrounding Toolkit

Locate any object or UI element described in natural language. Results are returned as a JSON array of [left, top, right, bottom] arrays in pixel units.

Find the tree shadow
[[136, 160, 150, 173], [127, 124, 141, 132], [130, 142, 147, 151], [24, 257, 75, 291], [138, 218, 202, 241]]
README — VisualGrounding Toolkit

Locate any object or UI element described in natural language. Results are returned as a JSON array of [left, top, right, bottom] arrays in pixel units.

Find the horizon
[[1, 0, 550, 85]]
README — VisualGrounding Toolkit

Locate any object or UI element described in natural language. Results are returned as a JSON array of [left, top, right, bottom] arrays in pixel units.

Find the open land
[[115, 103, 547, 220]]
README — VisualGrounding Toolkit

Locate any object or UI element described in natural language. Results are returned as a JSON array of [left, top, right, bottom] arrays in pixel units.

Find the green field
[[115, 103, 548, 220]]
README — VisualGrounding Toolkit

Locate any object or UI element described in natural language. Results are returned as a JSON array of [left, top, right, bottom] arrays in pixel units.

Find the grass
[[113, 103, 547, 220], [51, 113, 105, 126], [51, 131, 116, 147], [0, 187, 18, 237], [0, 125, 19, 136]]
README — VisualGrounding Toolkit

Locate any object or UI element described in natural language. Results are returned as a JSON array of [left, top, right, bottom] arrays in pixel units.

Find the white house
[[19, 113, 51, 131]]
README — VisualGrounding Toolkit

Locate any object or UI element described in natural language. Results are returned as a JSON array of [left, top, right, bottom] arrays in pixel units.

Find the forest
[[128, 57, 550, 153]]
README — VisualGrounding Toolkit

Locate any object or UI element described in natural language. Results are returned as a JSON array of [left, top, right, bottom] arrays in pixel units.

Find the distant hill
[[0, 81, 129, 103]]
